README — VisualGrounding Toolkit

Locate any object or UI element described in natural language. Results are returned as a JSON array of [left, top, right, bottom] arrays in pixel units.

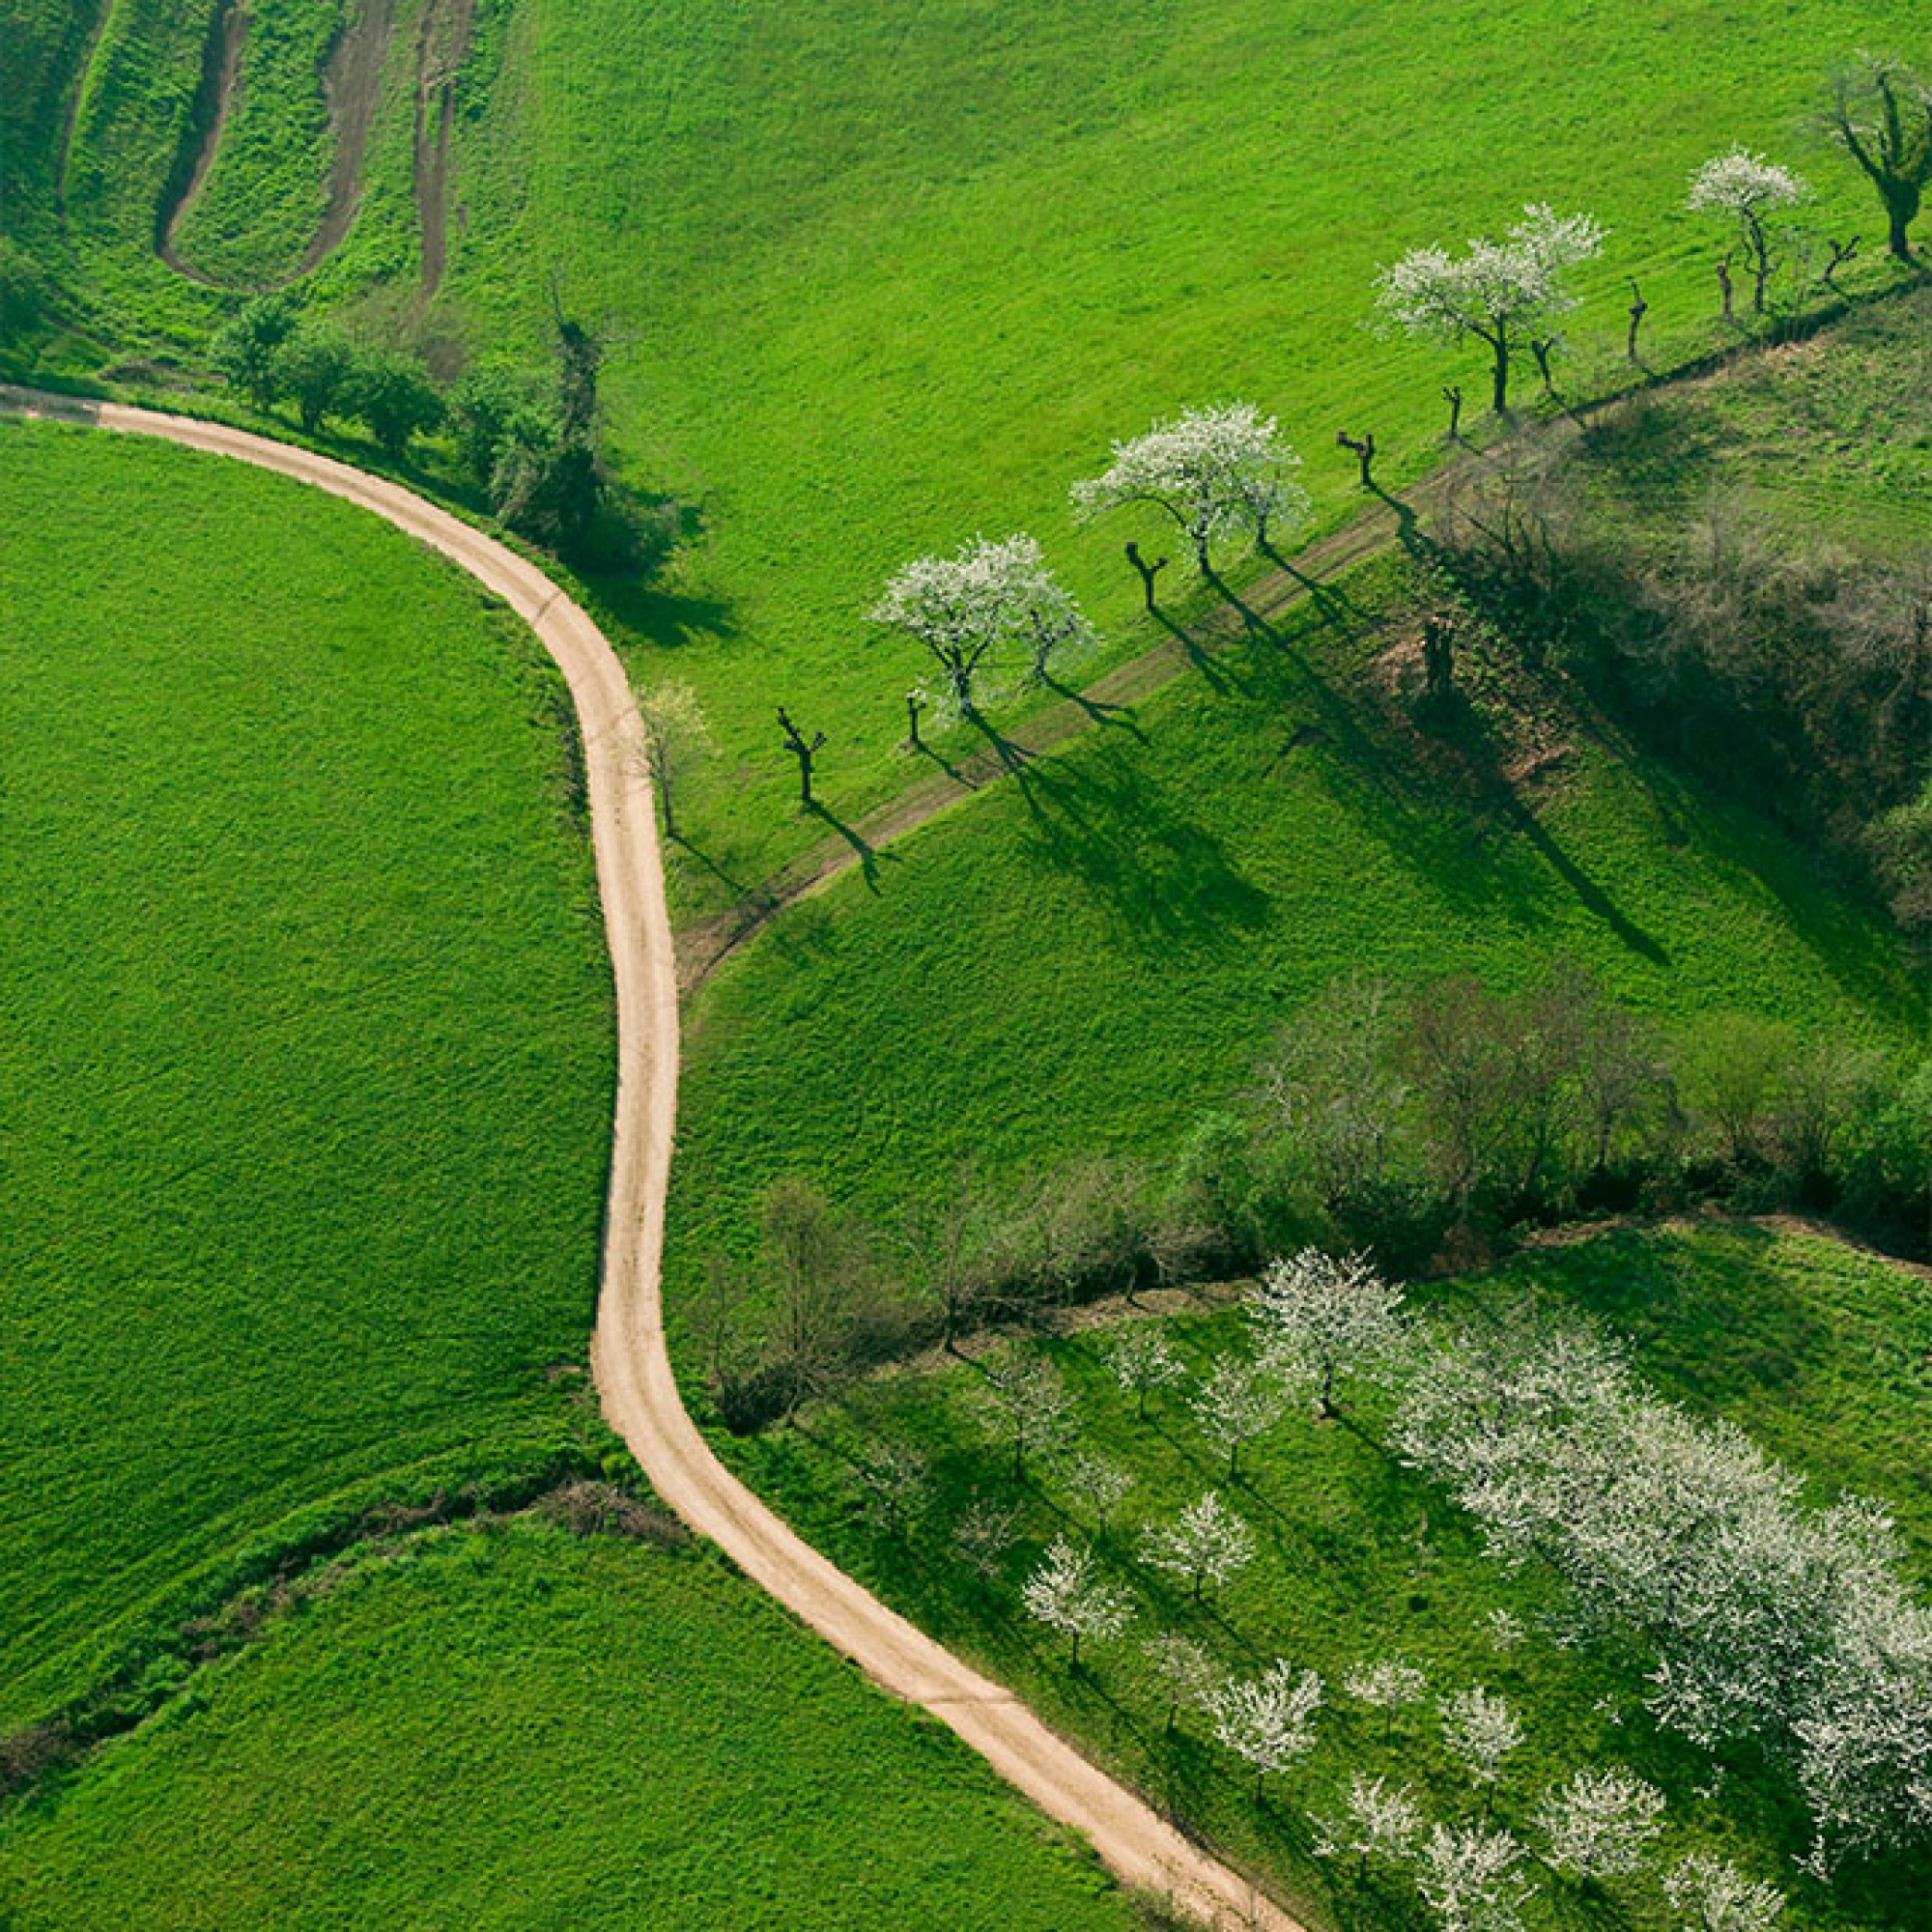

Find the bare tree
[[1060, 1450, 1133, 1534], [1144, 1633, 1222, 1734], [777, 706, 826, 810], [634, 680, 711, 840], [1826, 55, 1932, 262], [984, 1353, 1074, 1478], [761, 1176, 863, 1418], [892, 1163, 1001, 1350]]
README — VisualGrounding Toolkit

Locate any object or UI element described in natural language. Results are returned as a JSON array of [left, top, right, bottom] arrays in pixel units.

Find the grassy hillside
[[665, 548, 1923, 1321], [12, 0, 1926, 879], [724, 1223, 1932, 1931], [0, 418, 611, 1726], [0, 1520, 1148, 1932]]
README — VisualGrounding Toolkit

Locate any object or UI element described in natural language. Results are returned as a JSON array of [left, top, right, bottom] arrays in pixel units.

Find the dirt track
[[2, 386, 1303, 1932]]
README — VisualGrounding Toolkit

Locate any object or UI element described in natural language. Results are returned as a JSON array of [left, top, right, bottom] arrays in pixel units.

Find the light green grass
[[0, 418, 611, 1727], [725, 1224, 1932, 1930], [0, 1520, 1148, 1932], [14, 0, 1930, 881], [665, 554, 1923, 1319]]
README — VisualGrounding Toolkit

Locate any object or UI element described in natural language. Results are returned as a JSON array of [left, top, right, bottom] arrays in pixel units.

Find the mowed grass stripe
[[0, 419, 611, 1726]]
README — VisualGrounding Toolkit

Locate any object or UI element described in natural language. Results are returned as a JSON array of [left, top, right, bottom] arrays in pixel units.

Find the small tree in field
[[1375, 205, 1606, 414], [634, 680, 711, 841], [1209, 1662, 1324, 1799], [869, 533, 1093, 719], [1247, 1247, 1406, 1416], [1191, 1358, 1288, 1478], [1110, 1327, 1185, 1418], [1144, 1633, 1221, 1733], [1441, 1687, 1523, 1794], [1313, 1773, 1425, 1873], [1344, 1658, 1430, 1742], [1071, 402, 1309, 572], [1021, 1537, 1131, 1666], [1140, 1491, 1257, 1601], [1061, 1449, 1133, 1533], [211, 297, 295, 411], [1415, 1823, 1535, 1932], [1536, 1767, 1665, 1881], [1662, 1855, 1785, 1932], [1827, 56, 1932, 262], [984, 1354, 1074, 1478], [1687, 150, 1809, 314]]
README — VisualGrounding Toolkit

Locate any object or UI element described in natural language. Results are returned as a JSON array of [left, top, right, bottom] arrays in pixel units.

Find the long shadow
[[1250, 544, 1362, 630], [1038, 670, 1149, 742], [1151, 609, 1236, 694], [1367, 478, 1421, 548], [804, 799, 895, 895], [670, 832, 773, 920]]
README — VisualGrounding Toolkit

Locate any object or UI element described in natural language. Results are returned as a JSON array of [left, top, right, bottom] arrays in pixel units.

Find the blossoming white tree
[[1414, 1823, 1535, 1932], [1686, 149, 1808, 314], [1344, 1657, 1430, 1742], [1441, 1686, 1523, 1792], [1662, 1854, 1785, 1932], [869, 532, 1094, 719], [1060, 1449, 1133, 1533], [1070, 402, 1309, 573], [1209, 1660, 1324, 1797], [1312, 1773, 1425, 1871], [1021, 1537, 1131, 1666], [983, 1353, 1074, 1478], [1143, 1632, 1221, 1733], [1191, 1358, 1289, 1478], [1536, 1767, 1666, 1881], [1374, 204, 1606, 414], [1140, 1491, 1257, 1601], [1247, 1246, 1407, 1416]]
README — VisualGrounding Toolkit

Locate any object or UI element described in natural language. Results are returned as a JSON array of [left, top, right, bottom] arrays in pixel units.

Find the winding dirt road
[[2, 387, 1301, 1932]]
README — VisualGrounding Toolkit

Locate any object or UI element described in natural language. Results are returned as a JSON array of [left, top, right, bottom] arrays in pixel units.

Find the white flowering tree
[[1313, 1773, 1425, 1872], [1070, 402, 1309, 573], [1441, 1686, 1523, 1793], [869, 532, 1094, 719], [1374, 204, 1606, 414], [1686, 150, 1808, 314], [1209, 1661, 1324, 1798], [1344, 1657, 1430, 1743], [1021, 1537, 1132, 1666], [1143, 1632, 1222, 1733], [1536, 1767, 1665, 1881], [1414, 1823, 1535, 1932], [633, 679, 712, 841], [1191, 1358, 1289, 1478], [1140, 1491, 1257, 1601], [1109, 1326, 1186, 1419], [1246, 1247, 1406, 1416], [1662, 1854, 1785, 1932]]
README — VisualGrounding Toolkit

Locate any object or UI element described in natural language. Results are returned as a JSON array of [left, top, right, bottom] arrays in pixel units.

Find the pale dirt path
[[1, 386, 1303, 1932]]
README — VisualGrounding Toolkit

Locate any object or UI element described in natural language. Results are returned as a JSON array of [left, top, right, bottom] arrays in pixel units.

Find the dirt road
[[2, 386, 1303, 1932]]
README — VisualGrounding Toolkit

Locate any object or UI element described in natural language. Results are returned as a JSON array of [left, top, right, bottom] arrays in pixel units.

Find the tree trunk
[[1889, 193, 1918, 263], [1490, 344, 1510, 415]]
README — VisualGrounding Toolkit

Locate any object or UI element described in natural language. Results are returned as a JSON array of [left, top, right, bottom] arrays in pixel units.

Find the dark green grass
[[16, 0, 1930, 882], [0, 419, 611, 1728], [724, 1224, 1932, 1931], [666, 554, 1923, 1313], [169, 0, 343, 288], [0, 1520, 1147, 1932]]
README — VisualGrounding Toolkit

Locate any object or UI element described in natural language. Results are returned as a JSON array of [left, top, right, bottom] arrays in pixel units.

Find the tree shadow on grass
[[804, 800, 896, 896], [1038, 670, 1149, 743], [1011, 752, 1271, 951]]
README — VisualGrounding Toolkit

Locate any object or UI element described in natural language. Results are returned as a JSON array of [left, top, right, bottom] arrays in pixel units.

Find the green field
[[0, 416, 613, 1725], [9, 0, 1927, 889], [724, 1223, 1932, 1931], [0, 1519, 1147, 1932]]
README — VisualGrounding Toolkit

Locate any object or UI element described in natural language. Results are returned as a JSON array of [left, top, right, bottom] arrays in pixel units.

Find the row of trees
[[696, 967, 1929, 1428], [209, 298, 639, 559]]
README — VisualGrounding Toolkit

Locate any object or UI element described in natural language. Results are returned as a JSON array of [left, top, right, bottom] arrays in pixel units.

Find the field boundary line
[[2, 384, 1304, 1932]]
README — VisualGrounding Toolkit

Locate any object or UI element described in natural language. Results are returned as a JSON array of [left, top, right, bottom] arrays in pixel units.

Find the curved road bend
[[1, 386, 1304, 1932]]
